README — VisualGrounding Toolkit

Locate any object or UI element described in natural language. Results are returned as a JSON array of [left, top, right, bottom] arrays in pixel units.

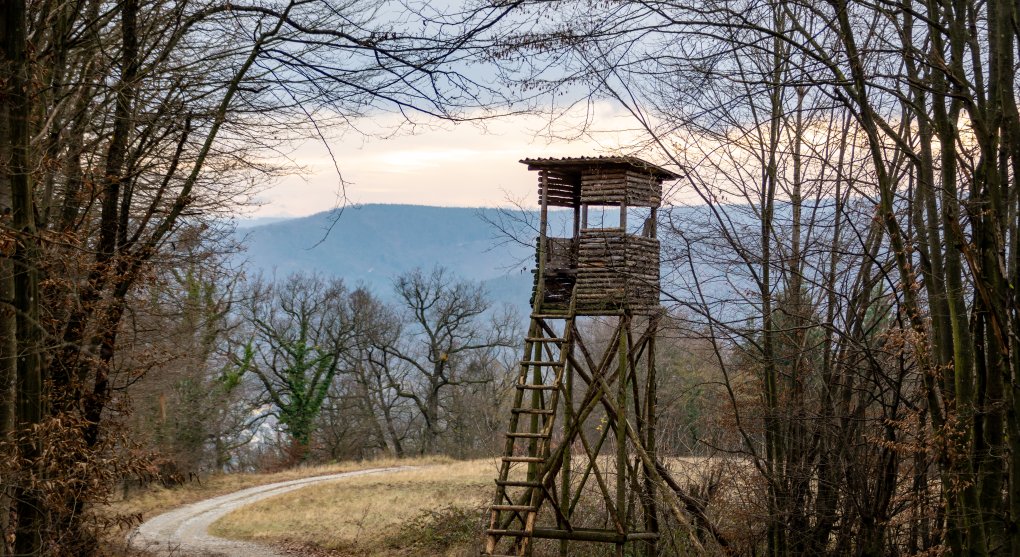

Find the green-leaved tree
[[239, 273, 353, 462]]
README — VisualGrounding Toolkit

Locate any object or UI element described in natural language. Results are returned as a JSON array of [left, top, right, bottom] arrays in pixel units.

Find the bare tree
[[380, 267, 517, 454], [1, 0, 43, 552], [0, 0, 526, 549], [120, 239, 261, 474], [343, 288, 412, 458], [481, 0, 1020, 553], [315, 287, 413, 460]]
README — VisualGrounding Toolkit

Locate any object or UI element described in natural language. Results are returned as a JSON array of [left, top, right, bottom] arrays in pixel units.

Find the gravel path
[[129, 466, 416, 557]]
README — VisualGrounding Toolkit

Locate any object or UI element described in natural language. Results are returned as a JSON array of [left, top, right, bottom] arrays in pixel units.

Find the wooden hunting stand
[[484, 156, 680, 557]]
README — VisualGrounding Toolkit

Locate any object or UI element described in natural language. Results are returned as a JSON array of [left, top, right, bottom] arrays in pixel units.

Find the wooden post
[[560, 319, 573, 557], [644, 317, 659, 557], [531, 170, 551, 481], [563, 178, 580, 557], [537, 170, 549, 306], [616, 315, 629, 557], [572, 200, 581, 272], [573, 201, 581, 238]]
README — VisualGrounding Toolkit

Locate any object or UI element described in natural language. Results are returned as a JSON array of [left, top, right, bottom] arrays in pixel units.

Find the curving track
[[129, 466, 416, 556]]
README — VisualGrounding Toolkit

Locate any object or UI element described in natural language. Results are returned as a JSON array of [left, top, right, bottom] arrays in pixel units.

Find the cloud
[[252, 101, 672, 217]]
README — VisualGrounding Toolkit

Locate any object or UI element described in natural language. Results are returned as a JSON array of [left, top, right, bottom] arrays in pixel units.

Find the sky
[[251, 102, 660, 218]]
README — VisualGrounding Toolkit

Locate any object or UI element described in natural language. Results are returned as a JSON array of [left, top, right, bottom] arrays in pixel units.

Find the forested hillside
[[236, 205, 543, 309]]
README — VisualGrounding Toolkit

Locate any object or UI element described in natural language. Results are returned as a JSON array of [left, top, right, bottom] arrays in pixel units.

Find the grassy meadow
[[207, 458, 513, 556], [204, 456, 742, 557], [104, 456, 451, 529], [105, 455, 742, 556]]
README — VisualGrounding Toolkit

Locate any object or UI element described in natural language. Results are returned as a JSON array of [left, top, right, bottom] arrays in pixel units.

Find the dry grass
[[208, 458, 516, 556], [103, 455, 450, 525], [205, 456, 740, 556], [104, 454, 738, 556]]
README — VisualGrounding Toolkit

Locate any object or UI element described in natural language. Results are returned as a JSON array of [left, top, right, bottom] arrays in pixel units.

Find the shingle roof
[[519, 156, 682, 180]]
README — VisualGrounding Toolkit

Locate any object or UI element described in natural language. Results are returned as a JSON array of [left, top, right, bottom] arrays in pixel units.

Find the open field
[[208, 458, 513, 556], [103, 454, 746, 556], [103, 456, 451, 530], [206, 456, 743, 557], [132, 467, 419, 557]]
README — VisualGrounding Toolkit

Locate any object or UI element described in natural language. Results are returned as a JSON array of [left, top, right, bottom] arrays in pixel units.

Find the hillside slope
[[235, 203, 727, 311], [235, 204, 555, 308]]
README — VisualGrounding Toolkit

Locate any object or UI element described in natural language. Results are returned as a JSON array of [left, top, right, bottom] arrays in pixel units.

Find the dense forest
[[2, 0, 1019, 555]]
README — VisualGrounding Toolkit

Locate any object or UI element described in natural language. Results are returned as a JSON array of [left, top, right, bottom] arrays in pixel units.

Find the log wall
[[537, 171, 581, 208], [532, 167, 663, 209], [576, 229, 659, 313], [580, 169, 662, 207], [531, 231, 660, 314]]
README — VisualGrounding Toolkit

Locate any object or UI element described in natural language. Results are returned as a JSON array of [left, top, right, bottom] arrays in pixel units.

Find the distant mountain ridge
[[235, 203, 738, 313], [235, 204, 553, 310]]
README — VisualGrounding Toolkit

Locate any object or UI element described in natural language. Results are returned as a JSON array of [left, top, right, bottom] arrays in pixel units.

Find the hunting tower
[[484, 156, 680, 557]]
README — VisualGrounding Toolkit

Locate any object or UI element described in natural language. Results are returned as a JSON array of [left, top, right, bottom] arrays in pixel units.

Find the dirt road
[[129, 466, 415, 556]]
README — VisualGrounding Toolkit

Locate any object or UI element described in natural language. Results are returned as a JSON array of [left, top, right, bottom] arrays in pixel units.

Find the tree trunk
[[762, 13, 784, 554], [382, 403, 405, 458], [424, 386, 441, 454], [0, 22, 16, 554], [0, 254, 12, 557], [0, 73, 14, 557], [3, 0, 44, 552]]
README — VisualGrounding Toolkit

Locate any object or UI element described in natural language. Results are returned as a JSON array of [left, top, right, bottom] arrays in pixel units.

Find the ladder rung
[[486, 529, 530, 536], [515, 384, 557, 390], [505, 431, 550, 438], [511, 408, 554, 415], [490, 504, 536, 512], [502, 456, 545, 463], [496, 479, 544, 487], [531, 313, 569, 319], [526, 337, 566, 343], [520, 360, 564, 366]]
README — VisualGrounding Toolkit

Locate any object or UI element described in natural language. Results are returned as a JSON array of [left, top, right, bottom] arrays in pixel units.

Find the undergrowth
[[383, 505, 482, 556]]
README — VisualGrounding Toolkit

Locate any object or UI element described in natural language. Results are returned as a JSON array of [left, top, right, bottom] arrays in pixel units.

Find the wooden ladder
[[483, 304, 575, 557]]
